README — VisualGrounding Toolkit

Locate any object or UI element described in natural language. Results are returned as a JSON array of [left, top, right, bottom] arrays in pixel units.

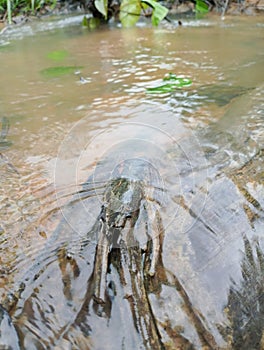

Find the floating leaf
[[95, 0, 108, 18], [142, 0, 168, 26], [40, 66, 83, 78], [120, 0, 141, 27], [163, 72, 192, 86], [146, 73, 192, 93], [146, 84, 178, 93], [163, 72, 178, 81], [47, 50, 69, 61]]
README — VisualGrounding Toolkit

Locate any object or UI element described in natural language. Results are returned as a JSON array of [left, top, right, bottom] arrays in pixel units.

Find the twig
[[221, 0, 229, 17]]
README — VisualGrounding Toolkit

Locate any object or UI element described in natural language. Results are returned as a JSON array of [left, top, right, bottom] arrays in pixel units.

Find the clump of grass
[[0, 0, 57, 23]]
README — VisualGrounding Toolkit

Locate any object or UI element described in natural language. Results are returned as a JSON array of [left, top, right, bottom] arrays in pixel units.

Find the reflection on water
[[0, 16, 263, 349]]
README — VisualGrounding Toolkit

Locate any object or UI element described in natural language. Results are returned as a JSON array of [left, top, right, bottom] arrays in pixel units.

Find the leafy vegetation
[[0, 0, 56, 24], [82, 15, 102, 29], [0, 0, 226, 28], [83, 0, 169, 27], [119, 0, 168, 27], [195, 0, 209, 13]]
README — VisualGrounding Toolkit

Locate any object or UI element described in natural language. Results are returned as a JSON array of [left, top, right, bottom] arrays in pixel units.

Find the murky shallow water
[[0, 15, 264, 349]]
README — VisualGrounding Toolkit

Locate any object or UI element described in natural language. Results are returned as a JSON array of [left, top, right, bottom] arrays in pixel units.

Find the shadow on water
[[224, 236, 264, 350]]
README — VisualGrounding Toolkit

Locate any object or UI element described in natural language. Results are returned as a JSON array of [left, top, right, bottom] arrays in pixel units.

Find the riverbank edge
[[0, 0, 263, 33]]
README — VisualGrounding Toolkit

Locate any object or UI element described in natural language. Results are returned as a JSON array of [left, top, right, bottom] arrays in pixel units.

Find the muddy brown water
[[0, 15, 264, 349]]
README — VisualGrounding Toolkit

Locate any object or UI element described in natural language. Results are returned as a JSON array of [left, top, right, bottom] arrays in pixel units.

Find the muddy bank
[[169, 0, 264, 15]]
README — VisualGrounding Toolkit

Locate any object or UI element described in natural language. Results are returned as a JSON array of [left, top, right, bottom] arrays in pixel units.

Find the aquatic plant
[[86, 0, 169, 26], [0, 0, 241, 27]]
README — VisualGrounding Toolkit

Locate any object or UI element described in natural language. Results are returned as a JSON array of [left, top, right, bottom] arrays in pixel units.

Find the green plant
[[82, 15, 101, 29], [146, 72, 192, 94], [0, 0, 57, 19], [195, 0, 209, 14], [94, 0, 168, 27]]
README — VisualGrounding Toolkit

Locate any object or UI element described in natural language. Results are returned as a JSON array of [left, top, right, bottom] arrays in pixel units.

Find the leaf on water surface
[[120, 0, 141, 27], [146, 73, 192, 93], [141, 0, 168, 26], [163, 72, 178, 81], [95, 0, 108, 18], [47, 50, 69, 61], [146, 84, 177, 93], [40, 66, 83, 78]]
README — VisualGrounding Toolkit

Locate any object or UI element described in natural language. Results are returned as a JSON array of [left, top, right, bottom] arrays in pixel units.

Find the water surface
[[0, 15, 263, 349]]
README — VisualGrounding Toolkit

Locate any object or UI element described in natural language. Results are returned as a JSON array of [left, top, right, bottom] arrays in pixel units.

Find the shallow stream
[[0, 15, 263, 349]]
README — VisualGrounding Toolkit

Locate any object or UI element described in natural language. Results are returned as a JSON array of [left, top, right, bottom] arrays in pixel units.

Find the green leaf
[[146, 73, 192, 93], [120, 0, 141, 27], [95, 0, 108, 18], [141, 0, 168, 26], [163, 72, 192, 86], [82, 16, 88, 26], [82, 16, 100, 29], [89, 17, 101, 29], [47, 50, 69, 61], [40, 66, 83, 78], [163, 72, 178, 81], [195, 0, 209, 13], [146, 84, 177, 93]]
